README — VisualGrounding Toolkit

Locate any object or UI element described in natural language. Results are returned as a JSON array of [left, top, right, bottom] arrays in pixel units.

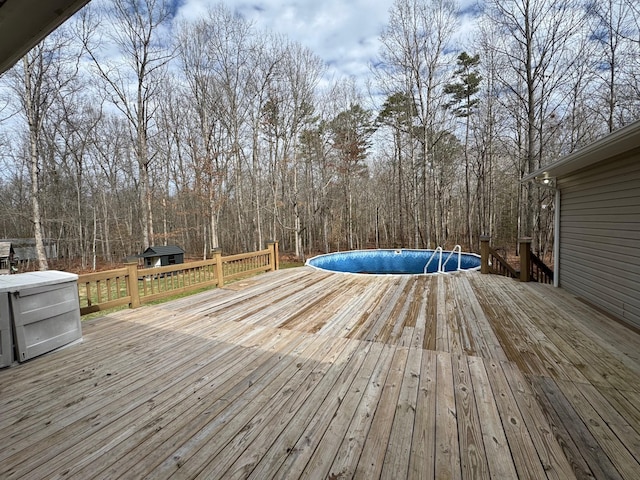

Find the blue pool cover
[[306, 249, 481, 275]]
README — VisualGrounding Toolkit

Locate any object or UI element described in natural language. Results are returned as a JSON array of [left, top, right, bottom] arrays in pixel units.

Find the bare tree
[[6, 30, 81, 270], [378, 0, 459, 248], [44, 89, 103, 268], [484, 0, 585, 246], [259, 41, 324, 258], [88, 113, 142, 258], [587, 0, 637, 131], [617, 0, 640, 112], [280, 42, 324, 258], [83, 0, 174, 250]]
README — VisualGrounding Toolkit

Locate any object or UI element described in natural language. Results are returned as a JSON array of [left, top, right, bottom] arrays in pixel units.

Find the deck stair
[[480, 236, 554, 284]]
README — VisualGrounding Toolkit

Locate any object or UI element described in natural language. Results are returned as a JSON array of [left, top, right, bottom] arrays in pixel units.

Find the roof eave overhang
[[0, 0, 91, 75], [523, 120, 640, 183]]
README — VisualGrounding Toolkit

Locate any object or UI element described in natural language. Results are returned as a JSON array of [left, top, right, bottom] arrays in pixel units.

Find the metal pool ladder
[[423, 245, 462, 274]]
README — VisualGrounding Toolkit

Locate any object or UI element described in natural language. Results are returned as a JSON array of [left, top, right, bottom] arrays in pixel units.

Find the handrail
[[78, 242, 279, 315], [480, 236, 553, 284], [487, 246, 518, 279], [530, 252, 554, 284], [423, 247, 443, 274], [441, 245, 462, 272]]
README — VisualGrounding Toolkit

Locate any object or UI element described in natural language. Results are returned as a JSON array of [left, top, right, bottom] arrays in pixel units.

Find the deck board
[[451, 353, 490, 480], [381, 346, 422, 479], [1, 268, 640, 479]]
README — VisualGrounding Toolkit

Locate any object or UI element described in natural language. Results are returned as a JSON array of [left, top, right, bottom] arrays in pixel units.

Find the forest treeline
[[1, 0, 639, 270]]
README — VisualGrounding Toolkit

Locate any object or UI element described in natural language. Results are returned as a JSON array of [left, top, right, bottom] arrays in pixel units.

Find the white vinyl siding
[[558, 151, 640, 329]]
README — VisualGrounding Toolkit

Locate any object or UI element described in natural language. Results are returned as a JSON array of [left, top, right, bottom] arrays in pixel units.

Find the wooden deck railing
[[480, 236, 553, 284], [78, 241, 279, 315], [530, 251, 554, 284], [480, 241, 519, 279]]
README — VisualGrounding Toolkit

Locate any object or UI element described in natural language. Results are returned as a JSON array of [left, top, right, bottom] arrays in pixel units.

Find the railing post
[[480, 235, 491, 274], [125, 261, 140, 308], [213, 248, 224, 288], [266, 240, 279, 271], [519, 237, 532, 282]]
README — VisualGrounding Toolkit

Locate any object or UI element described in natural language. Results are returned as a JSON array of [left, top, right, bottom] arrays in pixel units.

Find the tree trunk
[[29, 136, 49, 271], [23, 57, 49, 271]]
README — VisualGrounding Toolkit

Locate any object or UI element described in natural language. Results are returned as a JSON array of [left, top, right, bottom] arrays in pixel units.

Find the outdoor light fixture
[[536, 175, 556, 188]]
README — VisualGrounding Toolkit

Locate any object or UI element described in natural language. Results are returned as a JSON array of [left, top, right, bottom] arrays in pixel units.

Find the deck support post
[[125, 261, 140, 308], [213, 248, 224, 288], [519, 237, 532, 282], [267, 240, 279, 271], [480, 235, 491, 274]]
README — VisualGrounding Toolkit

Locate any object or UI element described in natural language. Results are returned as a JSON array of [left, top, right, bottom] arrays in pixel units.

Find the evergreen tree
[[444, 52, 482, 248]]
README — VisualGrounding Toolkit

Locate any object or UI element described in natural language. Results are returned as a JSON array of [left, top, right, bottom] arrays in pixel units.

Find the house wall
[[557, 150, 640, 329]]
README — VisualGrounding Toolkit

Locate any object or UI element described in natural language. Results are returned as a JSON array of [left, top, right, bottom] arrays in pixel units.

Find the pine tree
[[444, 52, 482, 249]]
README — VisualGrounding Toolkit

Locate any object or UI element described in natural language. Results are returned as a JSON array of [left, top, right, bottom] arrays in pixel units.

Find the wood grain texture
[[1, 268, 639, 479]]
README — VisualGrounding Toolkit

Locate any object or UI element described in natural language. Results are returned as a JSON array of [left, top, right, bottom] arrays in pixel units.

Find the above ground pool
[[306, 248, 481, 275]]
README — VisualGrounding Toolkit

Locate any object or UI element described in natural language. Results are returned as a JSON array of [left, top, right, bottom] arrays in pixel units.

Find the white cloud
[[174, 0, 483, 91], [176, 0, 394, 85]]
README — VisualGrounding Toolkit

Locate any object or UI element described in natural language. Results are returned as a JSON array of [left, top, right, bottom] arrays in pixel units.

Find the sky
[[174, 0, 482, 90]]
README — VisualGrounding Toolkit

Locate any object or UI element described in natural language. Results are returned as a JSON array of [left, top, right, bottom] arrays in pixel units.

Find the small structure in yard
[[139, 245, 185, 268], [525, 120, 640, 330], [0, 238, 58, 267], [0, 242, 15, 275]]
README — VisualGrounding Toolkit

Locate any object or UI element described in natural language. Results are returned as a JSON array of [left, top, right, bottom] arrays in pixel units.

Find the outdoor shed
[[139, 245, 185, 268], [0, 242, 15, 274], [525, 120, 640, 330]]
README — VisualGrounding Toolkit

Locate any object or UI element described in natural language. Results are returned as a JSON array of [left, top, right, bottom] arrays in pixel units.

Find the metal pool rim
[[305, 248, 482, 276]]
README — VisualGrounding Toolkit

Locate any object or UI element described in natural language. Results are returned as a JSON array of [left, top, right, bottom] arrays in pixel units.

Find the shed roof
[[0, 238, 57, 260], [140, 245, 185, 258], [523, 119, 640, 182]]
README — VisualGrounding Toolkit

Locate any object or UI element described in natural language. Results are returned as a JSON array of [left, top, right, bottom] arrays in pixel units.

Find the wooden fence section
[[78, 242, 278, 315], [480, 236, 553, 284], [78, 267, 131, 314], [222, 248, 275, 283]]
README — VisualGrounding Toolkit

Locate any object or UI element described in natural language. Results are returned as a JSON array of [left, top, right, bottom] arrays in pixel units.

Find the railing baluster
[[481, 236, 553, 284], [78, 245, 278, 315]]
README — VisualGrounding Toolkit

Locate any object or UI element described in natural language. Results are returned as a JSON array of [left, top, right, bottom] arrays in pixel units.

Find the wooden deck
[[1, 268, 640, 479]]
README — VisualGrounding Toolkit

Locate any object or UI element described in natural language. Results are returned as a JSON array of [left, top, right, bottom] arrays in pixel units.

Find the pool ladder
[[423, 245, 462, 274]]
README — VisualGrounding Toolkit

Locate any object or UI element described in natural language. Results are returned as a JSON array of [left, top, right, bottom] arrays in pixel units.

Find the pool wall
[[306, 249, 481, 275]]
